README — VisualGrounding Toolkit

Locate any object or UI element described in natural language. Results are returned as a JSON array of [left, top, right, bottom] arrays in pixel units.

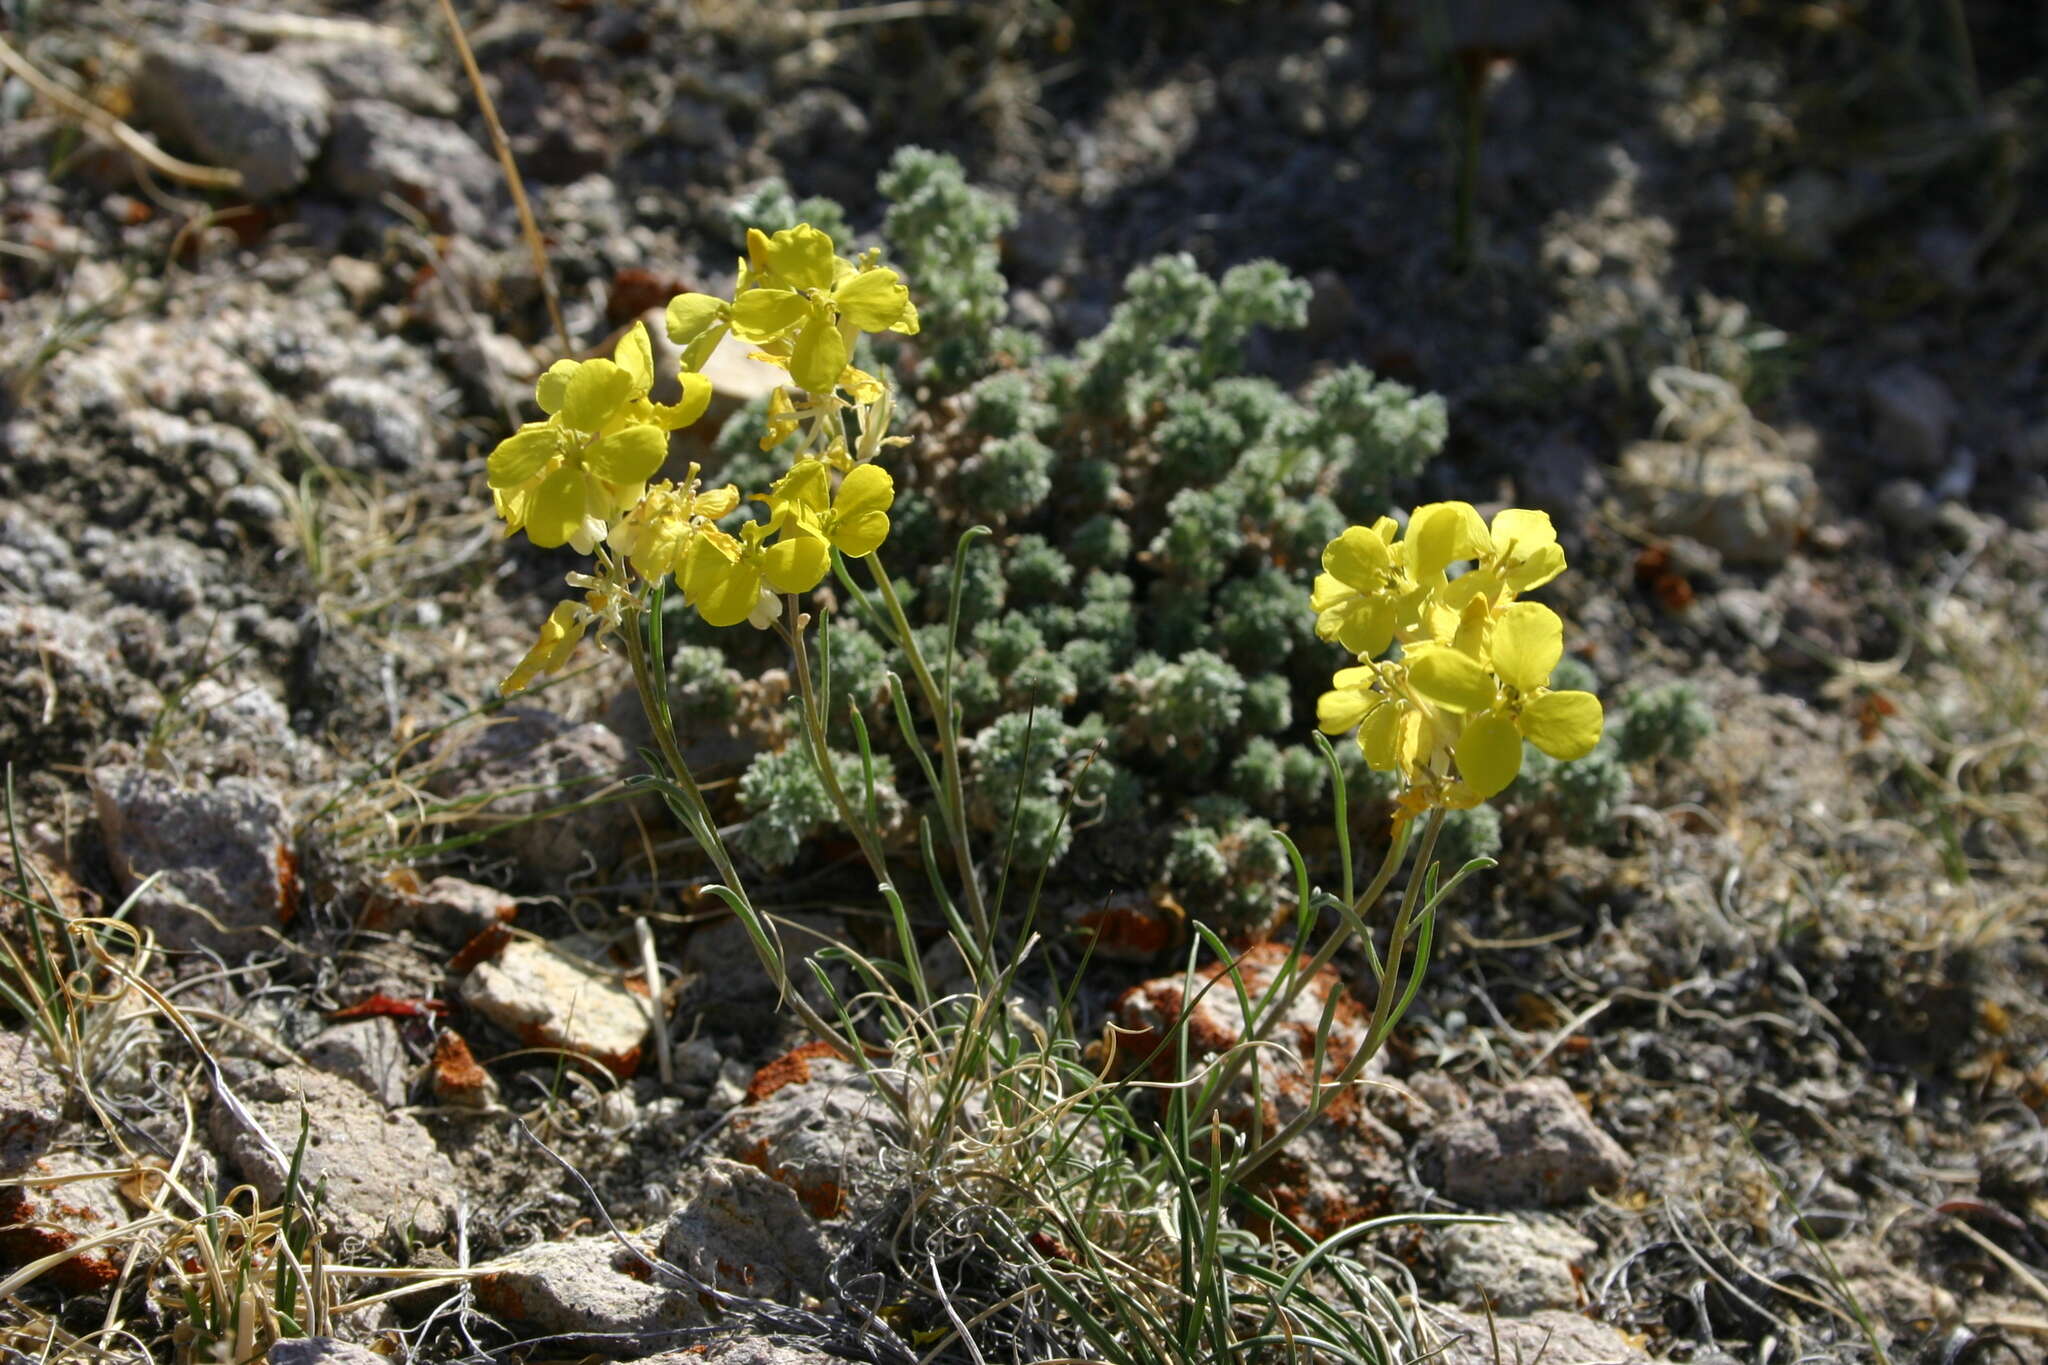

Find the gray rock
[[1711, 587, 1783, 652], [278, 43, 460, 117], [302, 1017, 412, 1109], [135, 45, 331, 197], [1867, 363, 1956, 475], [660, 1158, 832, 1303], [723, 1055, 890, 1221], [1433, 1078, 1631, 1208], [461, 937, 651, 1080], [0, 1032, 66, 1172], [474, 1236, 699, 1337], [90, 766, 297, 956], [323, 100, 500, 238], [384, 874, 517, 947], [208, 1063, 457, 1247], [102, 535, 211, 615], [267, 1338, 386, 1365], [1618, 439, 1817, 566], [427, 708, 638, 879], [1434, 1215, 1597, 1315], [630, 1342, 841, 1365], [322, 375, 428, 471], [1425, 1304, 1647, 1364]]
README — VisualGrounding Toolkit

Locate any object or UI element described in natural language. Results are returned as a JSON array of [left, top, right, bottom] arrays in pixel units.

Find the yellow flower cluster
[[487, 224, 920, 693], [1310, 503, 1603, 812]]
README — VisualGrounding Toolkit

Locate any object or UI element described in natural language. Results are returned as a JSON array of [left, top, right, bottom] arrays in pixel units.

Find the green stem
[[867, 553, 991, 950], [622, 604, 855, 1060], [782, 603, 894, 888]]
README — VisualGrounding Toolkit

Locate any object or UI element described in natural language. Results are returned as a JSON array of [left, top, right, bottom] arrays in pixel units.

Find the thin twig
[[432, 0, 570, 356]]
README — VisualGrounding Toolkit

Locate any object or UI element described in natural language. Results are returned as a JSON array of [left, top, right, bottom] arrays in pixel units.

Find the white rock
[[135, 45, 331, 197], [1434, 1214, 1598, 1315], [301, 1016, 412, 1109], [474, 1236, 699, 1336], [462, 938, 651, 1079], [659, 1157, 831, 1303], [1618, 439, 1817, 566]]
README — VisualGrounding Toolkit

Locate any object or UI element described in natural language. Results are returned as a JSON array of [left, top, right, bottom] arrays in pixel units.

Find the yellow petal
[[613, 321, 654, 394], [1317, 687, 1375, 735], [835, 463, 894, 519], [1455, 711, 1523, 798], [1520, 690, 1604, 760], [1335, 598, 1397, 659], [1492, 602, 1563, 694], [680, 322, 729, 374], [665, 292, 728, 346], [696, 485, 740, 519], [486, 423, 559, 489], [502, 602, 588, 695], [832, 510, 889, 557], [759, 223, 837, 292], [524, 467, 590, 549], [650, 371, 713, 432], [561, 360, 635, 432], [535, 360, 577, 415], [1505, 542, 1567, 594], [1322, 525, 1393, 589], [1406, 647, 1497, 713], [582, 423, 668, 486], [833, 267, 911, 332], [1488, 507, 1556, 559], [1359, 701, 1404, 771], [731, 288, 812, 341], [1404, 501, 1491, 579], [769, 459, 831, 515], [764, 532, 830, 594], [790, 315, 850, 396]]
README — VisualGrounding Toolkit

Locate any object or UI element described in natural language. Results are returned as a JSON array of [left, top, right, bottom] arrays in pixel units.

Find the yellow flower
[[1310, 517, 1418, 656], [726, 225, 919, 396], [1447, 602, 1605, 798], [678, 515, 828, 630], [487, 322, 712, 552], [502, 600, 590, 695], [607, 464, 741, 583]]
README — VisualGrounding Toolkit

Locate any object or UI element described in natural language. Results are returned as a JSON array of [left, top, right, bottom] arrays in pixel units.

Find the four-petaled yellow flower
[[711, 224, 919, 398], [608, 464, 741, 583], [1311, 501, 1604, 812], [487, 322, 711, 553]]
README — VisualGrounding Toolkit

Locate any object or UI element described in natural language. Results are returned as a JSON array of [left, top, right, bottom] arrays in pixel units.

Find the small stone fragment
[[0, 1031, 66, 1172], [474, 1236, 699, 1337], [90, 766, 297, 957], [460, 938, 650, 1079], [723, 1056, 889, 1220], [1425, 1305, 1648, 1364], [427, 709, 638, 879], [1433, 1077, 1631, 1208], [659, 1157, 832, 1303], [1433, 1214, 1597, 1315], [1618, 439, 1817, 566], [1867, 363, 1956, 475], [135, 45, 331, 197], [322, 100, 500, 238], [267, 1339, 387, 1365], [302, 1016, 412, 1109], [208, 1063, 457, 1247]]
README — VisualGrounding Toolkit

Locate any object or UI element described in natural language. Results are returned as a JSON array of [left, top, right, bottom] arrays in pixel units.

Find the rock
[[1867, 363, 1956, 475], [474, 1236, 699, 1338], [321, 376, 428, 471], [1617, 439, 1817, 566], [724, 1054, 889, 1220], [1433, 1215, 1597, 1314], [1710, 587, 1783, 653], [90, 766, 297, 956], [428, 1030, 500, 1109], [659, 1158, 832, 1303], [267, 1339, 386, 1365], [696, 331, 789, 435], [302, 1017, 412, 1109], [0, 1032, 66, 1173], [278, 42, 459, 117], [1425, 1305, 1648, 1364], [427, 708, 638, 879], [322, 100, 500, 238], [1432, 1078, 1631, 1208], [0, 1151, 133, 1291], [364, 871, 517, 946], [461, 938, 650, 1079], [1518, 436, 1605, 522], [630, 1342, 841, 1365], [209, 1063, 457, 1247], [135, 45, 331, 197], [2, 603, 130, 763]]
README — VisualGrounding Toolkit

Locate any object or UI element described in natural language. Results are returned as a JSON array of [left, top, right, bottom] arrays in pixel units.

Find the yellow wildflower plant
[[1310, 501, 1603, 812], [487, 322, 712, 553], [719, 224, 920, 397], [607, 464, 741, 583]]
